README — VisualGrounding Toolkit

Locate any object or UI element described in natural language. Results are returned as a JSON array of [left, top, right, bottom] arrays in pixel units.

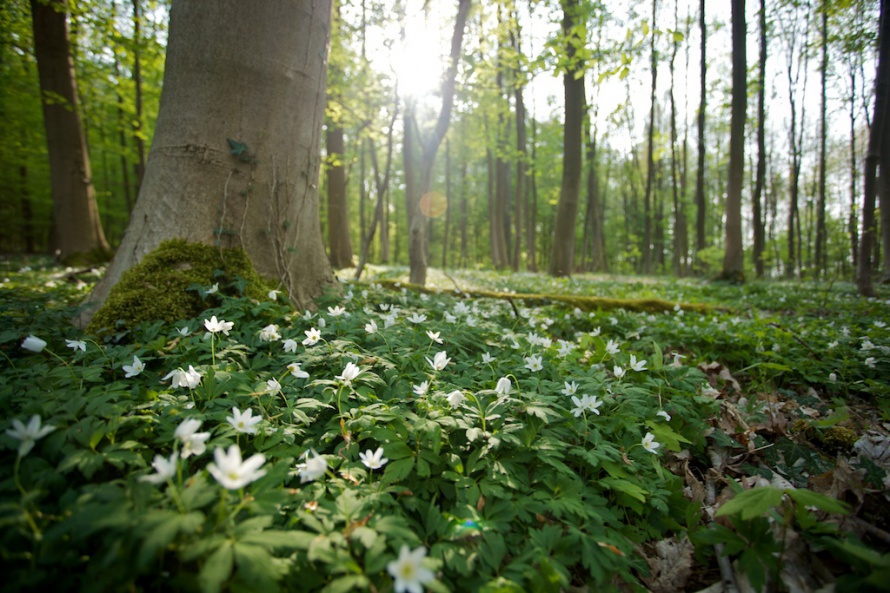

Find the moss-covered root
[[373, 278, 720, 315], [86, 239, 276, 334]]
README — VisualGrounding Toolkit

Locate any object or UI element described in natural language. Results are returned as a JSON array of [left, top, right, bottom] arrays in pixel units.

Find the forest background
[[0, 0, 884, 289]]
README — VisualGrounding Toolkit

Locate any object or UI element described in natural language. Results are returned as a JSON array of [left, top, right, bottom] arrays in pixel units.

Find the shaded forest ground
[[1, 256, 889, 592]]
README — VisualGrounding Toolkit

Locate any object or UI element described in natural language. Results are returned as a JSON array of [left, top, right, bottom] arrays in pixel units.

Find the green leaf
[[321, 575, 369, 593], [227, 138, 248, 156], [716, 486, 785, 521], [600, 477, 648, 503], [787, 488, 850, 515], [137, 511, 205, 568], [199, 540, 234, 593], [232, 542, 283, 592], [383, 457, 414, 483]]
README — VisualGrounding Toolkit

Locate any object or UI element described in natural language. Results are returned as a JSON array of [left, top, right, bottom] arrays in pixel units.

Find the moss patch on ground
[[374, 278, 722, 315], [87, 239, 275, 334]]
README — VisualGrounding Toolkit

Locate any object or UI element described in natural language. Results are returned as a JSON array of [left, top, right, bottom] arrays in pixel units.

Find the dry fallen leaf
[[642, 536, 695, 593]]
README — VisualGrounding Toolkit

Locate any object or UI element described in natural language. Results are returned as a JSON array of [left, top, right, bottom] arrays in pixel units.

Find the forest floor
[[1, 257, 889, 592]]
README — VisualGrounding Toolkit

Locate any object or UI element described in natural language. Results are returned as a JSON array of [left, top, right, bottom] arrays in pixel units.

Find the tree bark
[[31, 0, 109, 262], [79, 0, 334, 324], [720, 0, 746, 282], [526, 115, 538, 272], [131, 0, 146, 191], [849, 69, 860, 271], [815, 3, 828, 277], [669, 0, 684, 277], [326, 122, 353, 267], [694, 0, 707, 263], [442, 138, 451, 268], [858, 0, 890, 295], [512, 16, 527, 271], [643, 0, 658, 275], [752, 0, 767, 278], [549, 0, 585, 277], [325, 1, 353, 269]]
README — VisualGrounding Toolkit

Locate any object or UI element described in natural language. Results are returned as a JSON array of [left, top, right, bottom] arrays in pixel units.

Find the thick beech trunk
[[80, 0, 334, 324]]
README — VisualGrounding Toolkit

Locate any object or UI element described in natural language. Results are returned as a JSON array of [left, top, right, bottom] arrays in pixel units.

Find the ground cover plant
[[1, 259, 889, 592]]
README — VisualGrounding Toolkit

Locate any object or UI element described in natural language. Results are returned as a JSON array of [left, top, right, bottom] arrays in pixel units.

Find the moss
[[87, 239, 275, 334], [374, 279, 721, 315], [62, 247, 113, 267], [792, 420, 859, 454]]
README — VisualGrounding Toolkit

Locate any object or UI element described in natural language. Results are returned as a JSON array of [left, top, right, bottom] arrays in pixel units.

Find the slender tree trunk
[[31, 0, 109, 263], [753, 0, 767, 278], [404, 108, 418, 239], [526, 116, 538, 271], [113, 58, 134, 213], [354, 98, 397, 281], [80, 0, 334, 324], [442, 138, 451, 268], [643, 0, 658, 274], [512, 21, 527, 271], [408, 0, 471, 285], [549, 0, 585, 277], [669, 0, 683, 277], [326, 1, 353, 269], [459, 155, 468, 267], [858, 0, 890, 294], [850, 69, 860, 270], [694, 0, 707, 262], [490, 11, 510, 271], [815, 3, 828, 277], [131, 0, 146, 190], [720, 0, 746, 282], [326, 123, 353, 267], [584, 122, 604, 272]]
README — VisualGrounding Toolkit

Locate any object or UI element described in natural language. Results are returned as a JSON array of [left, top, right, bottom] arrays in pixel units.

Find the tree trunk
[[549, 0, 585, 277], [643, 0, 658, 275], [131, 0, 146, 191], [79, 0, 334, 324], [407, 0, 471, 286], [526, 116, 538, 272], [752, 0, 767, 278], [326, 122, 353, 267], [849, 69, 860, 271], [669, 0, 683, 277], [442, 138, 451, 268], [459, 156, 468, 267], [694, 0, 707, 262], [512, 20, 527, 271], [31, 0, 109, 262], [354, 100, 397, 281], [815, 3, 828, 277], [113, 57, 134, 213], [858, 0, 890, 295], [720, 0, 746, 282]]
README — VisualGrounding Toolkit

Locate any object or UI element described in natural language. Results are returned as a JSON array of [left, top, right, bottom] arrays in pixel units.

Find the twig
[[767, 323, 822, 362], [706, 476, 740, 593], [441, 269, 463, 293]]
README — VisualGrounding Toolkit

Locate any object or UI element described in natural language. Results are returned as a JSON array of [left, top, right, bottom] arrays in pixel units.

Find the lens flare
[[418, 192, 448, 218]]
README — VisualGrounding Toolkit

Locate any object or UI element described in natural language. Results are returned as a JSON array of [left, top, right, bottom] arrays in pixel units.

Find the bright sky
[[355, 0, 876, 196]]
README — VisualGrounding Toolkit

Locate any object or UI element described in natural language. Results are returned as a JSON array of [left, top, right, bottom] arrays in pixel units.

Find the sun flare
[[390, 7, 451, 102]]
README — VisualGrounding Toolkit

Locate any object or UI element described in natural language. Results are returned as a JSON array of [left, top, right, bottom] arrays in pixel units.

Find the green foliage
[[87, 239, 275, 334], [1, 266, 725, 591], [2, 263, 889, 591]]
